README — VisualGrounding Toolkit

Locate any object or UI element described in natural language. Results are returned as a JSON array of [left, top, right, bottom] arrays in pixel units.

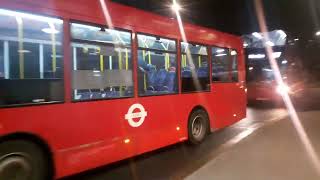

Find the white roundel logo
[[125, 103, 148, 127]]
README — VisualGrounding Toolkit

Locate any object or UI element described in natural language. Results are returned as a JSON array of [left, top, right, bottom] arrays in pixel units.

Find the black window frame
[[211, 46, 239, 83], [180, 40, 211, 94], [70, 20, 135, 102], [136, 32, 179, 97], [0, 9, 65, 108]]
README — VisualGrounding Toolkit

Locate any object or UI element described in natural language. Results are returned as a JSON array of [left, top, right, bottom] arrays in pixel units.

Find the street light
[[171, 1, 181, 12]]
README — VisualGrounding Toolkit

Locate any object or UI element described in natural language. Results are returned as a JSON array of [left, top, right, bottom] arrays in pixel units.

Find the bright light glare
[[99, 0, 114, 29], [248, 52, 281, 59], [276, 83, 290, 95], [249, 67, 254, 71], [248, 54, 265, 59], [277, 30, 287, 39], [282, 60, 288, 64], [171, 2, 181, 12], [124, 138, 130, 144], [262, 68, 273, 72], [254, 0, 320, 175], [265, 40, 275, 46], [231, 50, 237, 55], [252, 32, 263, 39], [42, 28, 59, 34], [216, 49, 225, 53], [316, 31, 320, 36], [272, 52, 282, 58], [243, 43, 249, 47], [215, 53, 227, 57], [294, 38, 299, 41]]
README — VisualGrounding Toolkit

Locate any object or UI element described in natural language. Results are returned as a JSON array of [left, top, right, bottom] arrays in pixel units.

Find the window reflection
[[0, 9, 64, 106], [0, 42, 3, 79], [212, 47, 238, 82], [137, 34, 178, 96], [137, 34, 176, 52], [71, 23, 131, 46], [71, 23, 133, 101], [181, 42, 209, 92]]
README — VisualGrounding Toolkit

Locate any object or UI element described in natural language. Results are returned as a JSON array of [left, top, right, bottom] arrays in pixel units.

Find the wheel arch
[[0, 132, 55, 178], [188, 105, 211, 133]]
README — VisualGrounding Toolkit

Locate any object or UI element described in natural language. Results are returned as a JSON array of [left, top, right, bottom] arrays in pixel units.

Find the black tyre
[[188, 109, 209, 145], [0, 140, 50, 180]]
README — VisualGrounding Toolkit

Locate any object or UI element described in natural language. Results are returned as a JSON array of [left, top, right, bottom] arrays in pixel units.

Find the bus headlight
[[276, 84, 291, 95]]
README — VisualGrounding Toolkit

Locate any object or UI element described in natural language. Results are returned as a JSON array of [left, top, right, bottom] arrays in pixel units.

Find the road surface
[[62, 106, 291, 180]]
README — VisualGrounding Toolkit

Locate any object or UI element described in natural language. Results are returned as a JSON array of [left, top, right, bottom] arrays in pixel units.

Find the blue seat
[[165, 71, 176, 92], [146, 65, 157, 90], [105, 88, 120, 98], [91, 91, 103, 99], [76, 91, 91, 100], [155, 68, 168, 91], [197, 67, 209, 78], [182, 67, 192, 78], [124, 86, 134, 97]]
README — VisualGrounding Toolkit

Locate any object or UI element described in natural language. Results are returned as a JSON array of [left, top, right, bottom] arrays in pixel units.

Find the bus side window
[[70, 23, 133, 101], [0, 9, 64, 106], [137, 34, 178, 96], [180, 42, 210, 92], [0, 42, 3, 79], [212, 47, 238, 83], [230, 49, 239, 82]]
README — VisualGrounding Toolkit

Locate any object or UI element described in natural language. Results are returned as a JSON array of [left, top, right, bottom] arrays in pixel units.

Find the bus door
[[122, 34, 180, 154], [211, 48, 246, 128]]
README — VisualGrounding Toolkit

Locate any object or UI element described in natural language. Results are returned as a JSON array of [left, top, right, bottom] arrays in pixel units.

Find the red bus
[[243, 31, 304, 103], [0, 0, 246, 179]]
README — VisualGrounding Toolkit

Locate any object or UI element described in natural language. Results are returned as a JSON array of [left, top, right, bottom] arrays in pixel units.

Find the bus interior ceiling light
[[248, 54, 265, 59], [265, 40, 274, 46], [262, 68, 273, 72], [277, 30, 287, 39], [216, 49, 225, 53], [0, 8, 62, 24], [249, 52, 281, 59], [272, 52, 282, 58], [252, 32, 263, 39], [215, 53, 227, 57], [18, 49, 31, 53], [231, 50, 237, 55], [42, 28, 59, 34]]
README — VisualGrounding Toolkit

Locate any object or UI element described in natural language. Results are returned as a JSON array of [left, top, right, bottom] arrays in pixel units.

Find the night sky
[[111, 0, 320, 40]]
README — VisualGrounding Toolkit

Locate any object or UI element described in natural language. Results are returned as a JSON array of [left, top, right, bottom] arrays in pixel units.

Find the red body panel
[[0, 0, 246, 178], [247, 81, 281, 101]]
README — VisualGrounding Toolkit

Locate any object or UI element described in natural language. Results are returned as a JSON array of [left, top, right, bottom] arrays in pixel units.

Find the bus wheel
[[0, 140, 49, 180], [188, 109, 209, 145]]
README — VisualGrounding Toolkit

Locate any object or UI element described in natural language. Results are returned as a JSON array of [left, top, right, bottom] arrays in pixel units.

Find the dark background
[[112, 0, 320, 81], [111, 0, 320, 39]]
